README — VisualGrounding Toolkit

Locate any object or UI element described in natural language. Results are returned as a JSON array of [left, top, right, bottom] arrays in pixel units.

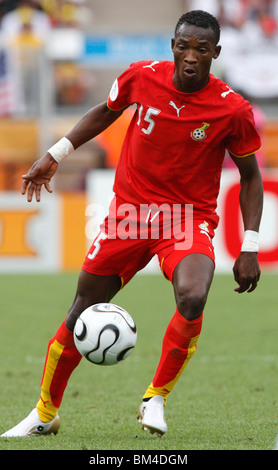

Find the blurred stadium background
[[0, 0, 278, 274]]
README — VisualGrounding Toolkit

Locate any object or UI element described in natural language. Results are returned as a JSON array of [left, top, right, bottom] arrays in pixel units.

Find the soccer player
[[1, 10, 263, 437]]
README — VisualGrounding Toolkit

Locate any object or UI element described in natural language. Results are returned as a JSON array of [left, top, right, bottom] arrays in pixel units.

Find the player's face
[[171, 23, 221, 93]]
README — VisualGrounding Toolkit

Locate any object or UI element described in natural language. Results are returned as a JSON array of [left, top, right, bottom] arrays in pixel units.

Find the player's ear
[[213, 45, 221, 59], [171, 37, 176, 52]]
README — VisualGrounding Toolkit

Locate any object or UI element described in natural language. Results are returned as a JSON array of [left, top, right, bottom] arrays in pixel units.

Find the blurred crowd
[[0, 0, 93, 116], [0, 0, 91, 35], [187, 0, 278, 37]]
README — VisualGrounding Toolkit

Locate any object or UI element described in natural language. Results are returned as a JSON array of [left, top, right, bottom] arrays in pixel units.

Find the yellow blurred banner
[[0, 191, 87, 272], [61, 192, 87, 270]]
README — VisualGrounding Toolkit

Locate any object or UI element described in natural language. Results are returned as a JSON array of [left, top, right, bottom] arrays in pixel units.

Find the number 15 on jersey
[[137, 105, 161, 135]]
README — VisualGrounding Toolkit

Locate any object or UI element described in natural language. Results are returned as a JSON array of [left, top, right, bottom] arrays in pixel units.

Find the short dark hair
[[175, 10, 221, 45]]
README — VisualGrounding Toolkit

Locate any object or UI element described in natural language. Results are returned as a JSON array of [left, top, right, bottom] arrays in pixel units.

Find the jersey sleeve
[[107, 62, 139, 111], [225, 101, 261, 157]]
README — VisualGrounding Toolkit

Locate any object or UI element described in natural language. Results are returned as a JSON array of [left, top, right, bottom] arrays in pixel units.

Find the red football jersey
[[107, 60, 261, 224]]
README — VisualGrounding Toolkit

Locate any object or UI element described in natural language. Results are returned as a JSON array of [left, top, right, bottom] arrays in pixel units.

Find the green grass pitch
[[0, 271, 277, 451]]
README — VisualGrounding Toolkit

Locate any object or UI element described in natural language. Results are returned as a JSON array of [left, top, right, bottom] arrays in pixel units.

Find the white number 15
[[137, 105, 161, 135]]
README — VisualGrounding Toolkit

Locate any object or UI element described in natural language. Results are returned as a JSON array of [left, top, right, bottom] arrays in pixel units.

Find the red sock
[[143, 309, 203, 401], [37, 320, 82, 421]]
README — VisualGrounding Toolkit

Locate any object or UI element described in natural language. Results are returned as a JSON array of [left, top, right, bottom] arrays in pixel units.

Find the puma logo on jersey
[[169, 100, 185, 117], [143, 61, 160, 72], [221, 86, 235, 98]]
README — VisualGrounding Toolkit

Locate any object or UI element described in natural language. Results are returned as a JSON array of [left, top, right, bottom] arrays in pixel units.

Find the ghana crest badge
[[191, 122, 210, 141]]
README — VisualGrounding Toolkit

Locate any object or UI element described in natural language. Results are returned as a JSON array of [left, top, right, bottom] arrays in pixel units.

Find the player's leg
[[139, 253, 214, 435], [1, 271, 121, 437], [36, 270, 122, 423], [145, 253, 214, 396]]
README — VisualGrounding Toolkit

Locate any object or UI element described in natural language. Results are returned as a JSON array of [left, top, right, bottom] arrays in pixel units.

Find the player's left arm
[[229, 153, 263, 293]]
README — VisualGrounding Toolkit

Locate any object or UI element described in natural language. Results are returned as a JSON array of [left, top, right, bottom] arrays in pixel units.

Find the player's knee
[[175, 283, 208, 321]]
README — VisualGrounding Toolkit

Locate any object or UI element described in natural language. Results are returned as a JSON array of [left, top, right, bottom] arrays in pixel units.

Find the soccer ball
[[73, 303, 137, 366]]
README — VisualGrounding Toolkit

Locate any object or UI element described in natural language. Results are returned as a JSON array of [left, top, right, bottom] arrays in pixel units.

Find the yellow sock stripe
[[164, 334, 199, 393], [143, 335, 200, 403], [36, 340, 64, 422]]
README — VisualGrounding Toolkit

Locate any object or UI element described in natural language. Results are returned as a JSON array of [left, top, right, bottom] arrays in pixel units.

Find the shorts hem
[[160, 247, 215, 282]]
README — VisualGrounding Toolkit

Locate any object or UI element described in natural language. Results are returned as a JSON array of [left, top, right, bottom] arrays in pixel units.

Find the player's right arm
[[65, 101, 126, 149], [21, 102, 125, 202]]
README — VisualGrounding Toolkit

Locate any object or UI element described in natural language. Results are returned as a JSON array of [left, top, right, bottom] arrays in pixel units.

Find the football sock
[[36, 320, 82, 422], [143, 308, 203, 403]]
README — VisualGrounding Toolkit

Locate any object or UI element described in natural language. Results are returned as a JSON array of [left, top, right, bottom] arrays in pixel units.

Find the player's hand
[[233, 251, 261, 293], [21, 153, 58, 202]]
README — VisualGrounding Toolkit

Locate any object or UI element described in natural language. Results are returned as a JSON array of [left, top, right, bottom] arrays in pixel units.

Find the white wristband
[[241, 230, 259, 252], [48, 137, 74, 163]]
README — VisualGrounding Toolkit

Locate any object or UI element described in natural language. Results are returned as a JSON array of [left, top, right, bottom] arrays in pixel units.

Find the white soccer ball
[[73, 303, 137, 366]]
